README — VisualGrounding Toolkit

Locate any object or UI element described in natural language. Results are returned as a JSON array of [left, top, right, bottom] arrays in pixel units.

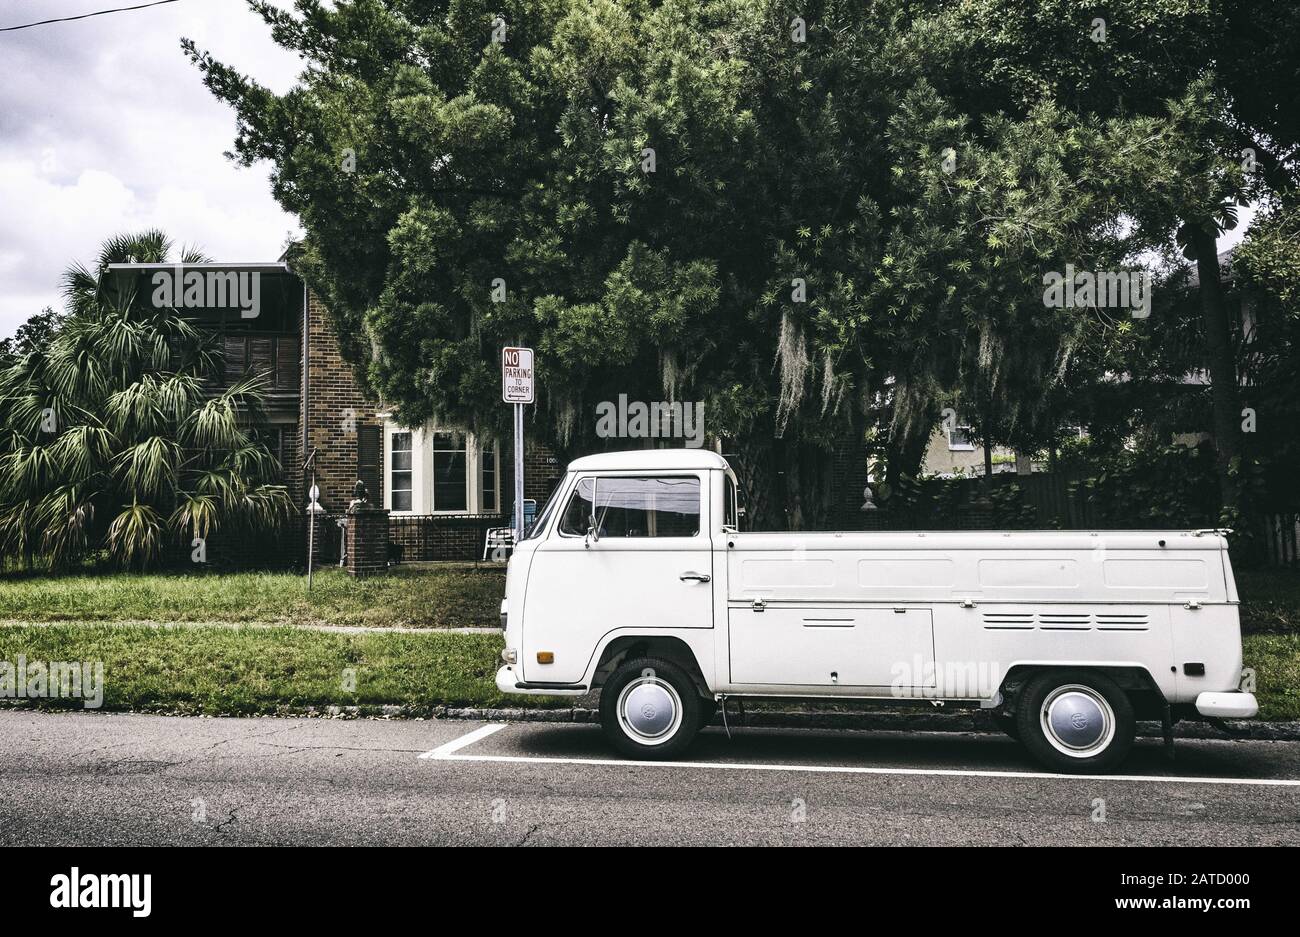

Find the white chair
[[483, 527, 515, 561]]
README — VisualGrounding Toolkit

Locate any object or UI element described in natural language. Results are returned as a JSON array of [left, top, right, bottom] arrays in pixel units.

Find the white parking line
[[421, 723, 1300, 787], [439, 751, 1300, 787], [418, 723, 507, 759]]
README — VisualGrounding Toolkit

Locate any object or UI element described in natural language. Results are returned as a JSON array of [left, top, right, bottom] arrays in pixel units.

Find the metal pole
[[514, 402, 525, 541], [307, 467, 316, 591]]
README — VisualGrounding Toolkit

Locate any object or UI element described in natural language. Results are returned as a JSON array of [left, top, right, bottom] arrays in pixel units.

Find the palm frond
[[169, 492, 220, 540], [33, 484, 95, 568], [0, 445, 57, 501], [49, 422, 116, 483], [113, 435, 181, 501], [106, 500, 163, 570]]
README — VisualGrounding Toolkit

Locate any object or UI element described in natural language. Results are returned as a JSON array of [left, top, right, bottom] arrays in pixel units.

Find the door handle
[[679, 571, 711, 583]]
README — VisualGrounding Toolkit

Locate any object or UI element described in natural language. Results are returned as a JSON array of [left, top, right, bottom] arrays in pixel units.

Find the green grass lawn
[[1244, 634, 1300, 721], [0, 623, 561, 715], [0, 623, 1290, 719], [0, 565, 506, 628], [1, 564, 1297, 719]]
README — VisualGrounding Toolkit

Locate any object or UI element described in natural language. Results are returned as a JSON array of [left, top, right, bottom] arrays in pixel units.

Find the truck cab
[[496, 449, 1257, 771]]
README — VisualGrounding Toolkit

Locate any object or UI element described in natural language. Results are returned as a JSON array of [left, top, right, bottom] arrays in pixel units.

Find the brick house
[[104, 261, 565, 563]]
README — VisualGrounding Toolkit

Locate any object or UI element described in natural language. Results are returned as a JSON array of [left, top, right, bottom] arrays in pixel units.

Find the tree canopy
[[188, 0, 1299, 528]]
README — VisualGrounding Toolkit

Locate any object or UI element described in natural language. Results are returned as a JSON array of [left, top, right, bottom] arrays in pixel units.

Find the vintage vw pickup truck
[[495, 449, 1257, 771]]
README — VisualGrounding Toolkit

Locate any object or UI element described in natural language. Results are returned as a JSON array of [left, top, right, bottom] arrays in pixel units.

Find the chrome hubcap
[[617, 673, 682, 745], [1041, 684, 1114, 758]]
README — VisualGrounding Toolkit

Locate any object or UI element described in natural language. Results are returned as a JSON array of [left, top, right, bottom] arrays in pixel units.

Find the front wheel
[[600, 657, 701, 759], [1016, 670, 1135, 772]]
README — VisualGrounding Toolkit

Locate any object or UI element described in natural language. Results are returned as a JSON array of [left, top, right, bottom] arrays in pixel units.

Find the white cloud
[[0, 0, 304, 338]]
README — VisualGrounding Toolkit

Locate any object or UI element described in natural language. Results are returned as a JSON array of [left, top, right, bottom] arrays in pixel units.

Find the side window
[[389, 431, 413, 512], [559, 476, 701, 537], [559, 478, 596, 535], [724, 475, 738, 530]]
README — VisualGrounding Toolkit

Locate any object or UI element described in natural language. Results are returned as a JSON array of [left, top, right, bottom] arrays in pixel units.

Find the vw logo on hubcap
[[1044, 687, 1111, 754], [621, 680, 677, 740]]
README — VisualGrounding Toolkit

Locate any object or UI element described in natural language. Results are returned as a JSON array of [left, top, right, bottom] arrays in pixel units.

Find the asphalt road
[[2, 710, 1298, 846]]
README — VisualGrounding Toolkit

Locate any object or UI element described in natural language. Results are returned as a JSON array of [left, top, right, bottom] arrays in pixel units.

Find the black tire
[[995, 711, 1021, 740], [1016, 670, 1135, 773], [600, 657, 701, 759]]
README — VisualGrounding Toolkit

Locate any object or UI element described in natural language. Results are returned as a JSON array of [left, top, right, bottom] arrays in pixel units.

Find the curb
[[9, 703, 1298, 739], [431, 706, 1300, 741]]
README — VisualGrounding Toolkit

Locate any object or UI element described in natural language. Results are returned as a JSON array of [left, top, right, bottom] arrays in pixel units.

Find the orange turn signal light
[[536, 651, 555, 664]]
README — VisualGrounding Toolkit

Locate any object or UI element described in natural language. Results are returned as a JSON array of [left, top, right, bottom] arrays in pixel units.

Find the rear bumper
[[494, 665, 587, 697], [1195, 691, 1259, 719]]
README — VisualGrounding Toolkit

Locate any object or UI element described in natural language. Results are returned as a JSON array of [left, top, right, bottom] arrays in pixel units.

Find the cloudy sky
[[0, 0, 303, 339]]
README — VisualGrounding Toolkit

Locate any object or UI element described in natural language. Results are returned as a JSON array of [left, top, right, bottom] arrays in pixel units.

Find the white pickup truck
[[496, 449, 1257, 771]]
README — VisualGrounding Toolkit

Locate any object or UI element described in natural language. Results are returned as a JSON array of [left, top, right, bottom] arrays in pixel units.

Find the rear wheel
[[994, 711, 1021, 740], [600, 657, 701, 759], [1016, 670, 1135, 772]]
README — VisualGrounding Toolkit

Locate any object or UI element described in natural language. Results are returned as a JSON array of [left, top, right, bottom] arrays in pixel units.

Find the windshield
[[520, 477, 564, 540]]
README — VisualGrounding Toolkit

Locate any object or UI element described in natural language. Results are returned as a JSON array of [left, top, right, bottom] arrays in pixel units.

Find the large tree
[[918, 0, 1300, 522], [191, 0, 1177, 527]]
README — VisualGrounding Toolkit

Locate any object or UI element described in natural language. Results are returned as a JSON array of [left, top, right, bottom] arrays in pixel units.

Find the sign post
[[303, 448, 319, 590], [502, 347, 535, 542]]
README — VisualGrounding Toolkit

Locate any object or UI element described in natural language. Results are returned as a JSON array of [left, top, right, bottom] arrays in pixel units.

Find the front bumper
[[494, 665, 587, 697], [1195, 691, 1259, 719]]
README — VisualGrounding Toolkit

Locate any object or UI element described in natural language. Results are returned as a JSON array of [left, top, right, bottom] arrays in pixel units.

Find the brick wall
[[498, 439, 565, 513], [299, 291, 384, 515], [346, 507, 390, 577], [390, 514, 502, 562]]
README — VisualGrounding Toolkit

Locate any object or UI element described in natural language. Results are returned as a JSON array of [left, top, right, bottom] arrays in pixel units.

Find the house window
[[390, 432, 413, 511], [432, 431, 468, 512], [383, 422, 500, 514], [947, 425, 975, 451], [481, 440, 498, 513]]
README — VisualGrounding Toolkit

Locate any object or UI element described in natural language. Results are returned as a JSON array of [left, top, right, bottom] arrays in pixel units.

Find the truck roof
[[567, 448, 732, 472]]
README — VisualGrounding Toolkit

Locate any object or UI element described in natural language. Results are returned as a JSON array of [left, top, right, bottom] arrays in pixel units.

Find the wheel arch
[[590, 635, 712, 699], [999, 664, 1168, 720]]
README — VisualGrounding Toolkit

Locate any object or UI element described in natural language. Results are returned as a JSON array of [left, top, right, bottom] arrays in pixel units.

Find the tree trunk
[[1187, 221, 1242, 518], [982, 440, 994, 499], [736, 432, 839, 532], [884, 421, 929, 492], [735, 434, 781, 531]]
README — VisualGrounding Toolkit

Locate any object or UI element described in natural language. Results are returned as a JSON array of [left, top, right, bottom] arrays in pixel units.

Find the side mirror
[[585, 513, 600, 548]]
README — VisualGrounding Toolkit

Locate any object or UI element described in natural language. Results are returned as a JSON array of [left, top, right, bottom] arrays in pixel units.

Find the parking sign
[[502, 347, 534, 403]]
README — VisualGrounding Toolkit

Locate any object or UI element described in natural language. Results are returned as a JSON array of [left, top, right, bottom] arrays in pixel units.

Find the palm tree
[[0, 231, 293, 570]]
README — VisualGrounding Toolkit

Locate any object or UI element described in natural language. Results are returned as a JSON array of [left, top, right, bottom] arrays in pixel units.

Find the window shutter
[[358, 425, 381, 502], [223, 335, 247, 383], [250, 337, 274, 382]]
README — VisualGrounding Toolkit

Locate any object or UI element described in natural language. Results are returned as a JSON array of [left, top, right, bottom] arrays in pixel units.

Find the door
[[728, 606, 936, 689], [522, 473, 714, 684]]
